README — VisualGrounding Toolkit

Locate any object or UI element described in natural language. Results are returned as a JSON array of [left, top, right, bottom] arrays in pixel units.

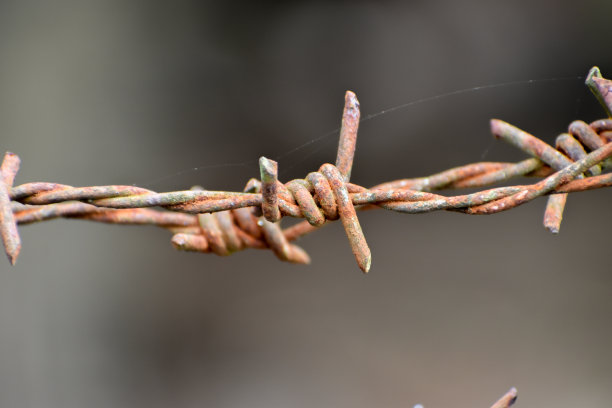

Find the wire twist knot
[[1, 68, 612, 273]]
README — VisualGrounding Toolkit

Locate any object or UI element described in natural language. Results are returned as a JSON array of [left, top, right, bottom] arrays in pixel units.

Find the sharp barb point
[[336, 90, 361, 182], [3, 68, 612, 276], [586, 66, 612, 117], [490, 387, 518, 408]]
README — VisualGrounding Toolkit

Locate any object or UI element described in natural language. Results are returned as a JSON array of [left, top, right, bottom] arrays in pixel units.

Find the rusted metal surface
[[335, 90, 360, 182], [587, 66, 612, 118], [0, 152, 21, 265], [1, 68, 611, 273], [259, 157, 281, 222], [320, 163, 370, 273], [491, 116, 611, 233]]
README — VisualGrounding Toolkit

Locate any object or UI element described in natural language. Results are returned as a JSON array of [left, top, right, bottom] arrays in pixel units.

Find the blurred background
[[1, 1, 611, 407]]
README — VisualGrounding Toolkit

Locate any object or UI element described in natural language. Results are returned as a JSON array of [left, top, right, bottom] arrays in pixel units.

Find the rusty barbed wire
[[1, 66, 611, 274]]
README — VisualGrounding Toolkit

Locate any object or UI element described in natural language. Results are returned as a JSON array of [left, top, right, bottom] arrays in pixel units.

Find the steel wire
[[1, 67, 611, 274]]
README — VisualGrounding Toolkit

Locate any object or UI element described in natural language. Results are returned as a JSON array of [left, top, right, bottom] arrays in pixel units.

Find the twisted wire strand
[[490, 117, 612, 233], [2, 68, 612, 273]]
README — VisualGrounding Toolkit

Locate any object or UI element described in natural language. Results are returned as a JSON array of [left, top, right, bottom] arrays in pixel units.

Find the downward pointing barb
[[2, 68, 612, 273], [320, 163, 371, 273]]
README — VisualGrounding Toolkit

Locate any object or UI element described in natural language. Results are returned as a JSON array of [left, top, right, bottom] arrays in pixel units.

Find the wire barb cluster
[[1, 67, 611, 274]]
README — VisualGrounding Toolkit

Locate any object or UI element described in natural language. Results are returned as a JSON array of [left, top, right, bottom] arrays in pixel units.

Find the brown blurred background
[[1, 1, 611, 407]]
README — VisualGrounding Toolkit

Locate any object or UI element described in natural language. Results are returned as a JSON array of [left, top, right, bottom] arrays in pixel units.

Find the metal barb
[[259, 157, 281, 222], [490, 115, 611, 232], [0, 152, 21, 264], [490, 387, 518, 408], [586, 66, 612, 118], [2, 67, 612, 272], [336, 90, 360, 182]]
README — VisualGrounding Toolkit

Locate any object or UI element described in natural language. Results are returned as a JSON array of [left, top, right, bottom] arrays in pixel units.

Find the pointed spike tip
[[345, 90, 359, 110], [490, 387, 518, 408], [336, 91, 361, 182], [586, 66, 601, 83], [259, 156, 278, 182], [489, 119, 506, 139], [290, 244, 311, 265], [7, 246, 20, 265], [585, 66, 612, 117], [360, 253, 371, 274]]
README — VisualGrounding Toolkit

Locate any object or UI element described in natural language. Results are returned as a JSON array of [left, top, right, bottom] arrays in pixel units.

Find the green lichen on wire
[[1, 67, 611, 274]]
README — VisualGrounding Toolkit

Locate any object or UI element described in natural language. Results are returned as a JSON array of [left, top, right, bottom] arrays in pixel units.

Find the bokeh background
[[1, 1, 611, 407]]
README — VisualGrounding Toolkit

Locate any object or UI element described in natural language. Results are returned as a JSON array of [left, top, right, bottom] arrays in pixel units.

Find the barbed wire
[[2, 68, 606, 408], [1, 67, 611, 275]]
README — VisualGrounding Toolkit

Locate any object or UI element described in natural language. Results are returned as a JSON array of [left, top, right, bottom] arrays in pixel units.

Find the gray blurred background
[[1, 1, 611, 407]]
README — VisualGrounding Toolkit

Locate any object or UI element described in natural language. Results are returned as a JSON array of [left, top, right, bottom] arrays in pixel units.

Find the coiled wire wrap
[[2, 68, 612, 272], [170, 180, 310, 265], [486, 118, 612, 233]]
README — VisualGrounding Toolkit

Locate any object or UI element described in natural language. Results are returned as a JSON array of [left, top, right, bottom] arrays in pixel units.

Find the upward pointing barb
[[259, 156, 281, 222], [586, 66, 612, 118], [333, 90, 370, 272], [2, 67, 612, 272], [489, 387, 518, 408], [335, 90, 360, 182], [257, 91, 371, 273]]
